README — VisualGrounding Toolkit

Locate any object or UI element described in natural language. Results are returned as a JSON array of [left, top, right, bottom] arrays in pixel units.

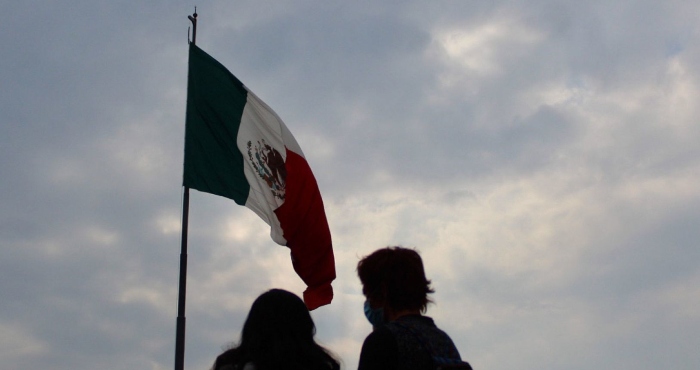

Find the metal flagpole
[[175, 9, 196, 370], [174, 187, 189, 370]]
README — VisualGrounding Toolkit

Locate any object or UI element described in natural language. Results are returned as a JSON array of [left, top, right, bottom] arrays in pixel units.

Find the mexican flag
[[183, 44, 335, 310]]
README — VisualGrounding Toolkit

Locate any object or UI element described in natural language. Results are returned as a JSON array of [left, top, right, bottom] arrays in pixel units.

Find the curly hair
[[357, 246, 435, 312]]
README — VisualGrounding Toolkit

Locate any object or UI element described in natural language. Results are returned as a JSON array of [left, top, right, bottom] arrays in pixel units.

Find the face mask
[[363, 300, 385, 327]]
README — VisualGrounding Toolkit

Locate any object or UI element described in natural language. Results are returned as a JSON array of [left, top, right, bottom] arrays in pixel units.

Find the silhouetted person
[[357, 246, 472, 370], [212, 289, 340, 370]]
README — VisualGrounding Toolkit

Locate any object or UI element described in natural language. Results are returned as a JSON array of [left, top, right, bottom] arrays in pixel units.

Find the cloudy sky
[[2, 1, 699, 369]]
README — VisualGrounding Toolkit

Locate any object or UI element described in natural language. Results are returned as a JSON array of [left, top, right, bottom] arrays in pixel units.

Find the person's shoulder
[[214, 348, 248, 370], [362, 325, 395, 347], [217, 362, 254, 370], [359, 326, 399, 370]]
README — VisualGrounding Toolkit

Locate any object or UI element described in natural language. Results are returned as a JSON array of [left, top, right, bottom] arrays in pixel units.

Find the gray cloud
[[1, 1, 699, 370]]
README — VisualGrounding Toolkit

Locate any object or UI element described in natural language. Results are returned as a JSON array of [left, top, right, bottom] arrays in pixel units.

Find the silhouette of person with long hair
[[212, 289, 340, 370]]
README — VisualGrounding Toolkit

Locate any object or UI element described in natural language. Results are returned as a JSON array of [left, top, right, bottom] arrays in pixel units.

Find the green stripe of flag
[[183, 44, 250, 204]]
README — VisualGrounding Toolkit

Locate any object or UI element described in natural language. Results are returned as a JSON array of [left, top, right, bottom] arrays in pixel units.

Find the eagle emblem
[[247, 139, 287, 200]]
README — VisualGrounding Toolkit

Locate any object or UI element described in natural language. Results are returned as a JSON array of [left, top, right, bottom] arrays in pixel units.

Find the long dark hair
[[213, 289, 340, 370]]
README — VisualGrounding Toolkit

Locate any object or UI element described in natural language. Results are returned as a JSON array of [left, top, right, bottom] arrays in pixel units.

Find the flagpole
[[175, 9, 197, 370], [175, 187, 189, 370]]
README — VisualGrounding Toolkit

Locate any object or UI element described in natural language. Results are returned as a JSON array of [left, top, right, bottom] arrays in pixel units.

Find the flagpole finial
[[188, 8, 198, 45]]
